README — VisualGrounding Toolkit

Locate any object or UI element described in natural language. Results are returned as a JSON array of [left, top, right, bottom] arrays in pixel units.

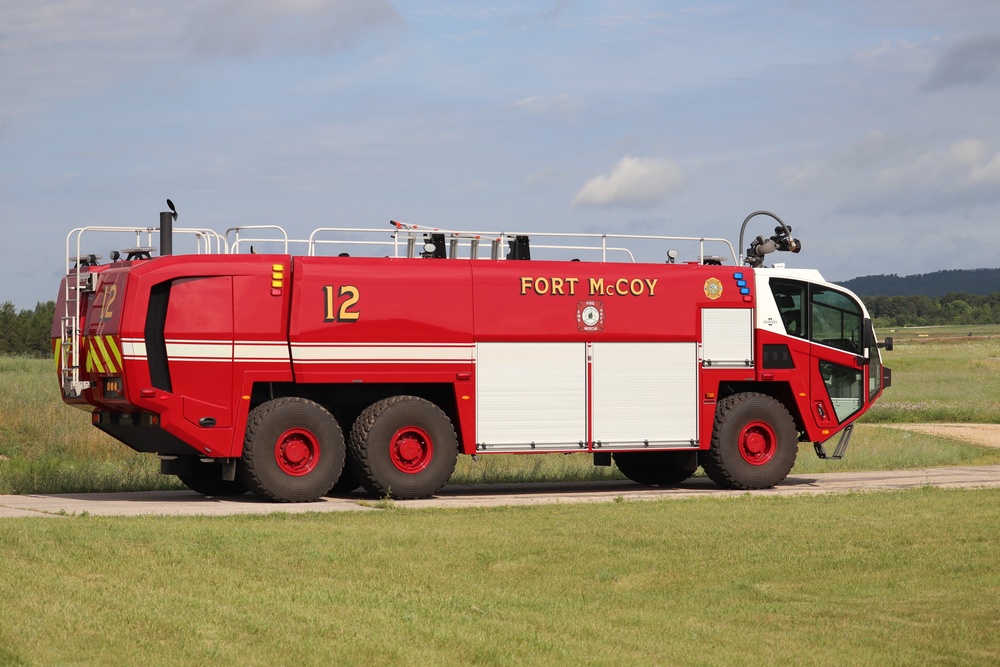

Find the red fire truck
[[54, 205, 891, 501]]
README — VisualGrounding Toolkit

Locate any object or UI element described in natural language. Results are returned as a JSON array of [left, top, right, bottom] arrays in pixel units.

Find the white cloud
[[852, 39, 931, 74], [571, 156, 684, 208], [183, 0, 403, 57], [899, 138, 1000, 189], [522, 168, 569, 190], [780, 132, 1000, 214], [0, 0, 403, 124], [947, 138, 988, 166], [970, 153, 1000, 184], [512, 93, 585, 116], [0, 2, 171, 118]]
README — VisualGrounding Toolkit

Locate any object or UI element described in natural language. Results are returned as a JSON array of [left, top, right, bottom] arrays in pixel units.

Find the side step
[[813, 423, 853, 460]]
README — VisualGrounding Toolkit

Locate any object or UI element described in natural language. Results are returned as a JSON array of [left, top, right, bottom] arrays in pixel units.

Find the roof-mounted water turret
[[739, 210, 802, 268]]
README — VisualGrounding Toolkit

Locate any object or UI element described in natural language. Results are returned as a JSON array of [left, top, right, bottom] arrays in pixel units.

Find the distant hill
[[835, 268, 1000, 297]]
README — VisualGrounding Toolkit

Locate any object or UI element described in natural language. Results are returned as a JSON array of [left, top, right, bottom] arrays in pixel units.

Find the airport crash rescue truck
[[54, 208, 891, 502]]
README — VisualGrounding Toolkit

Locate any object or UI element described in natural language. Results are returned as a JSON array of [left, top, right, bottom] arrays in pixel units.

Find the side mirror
[[862, 318, 874, 354], [878, 336, 894, 351]]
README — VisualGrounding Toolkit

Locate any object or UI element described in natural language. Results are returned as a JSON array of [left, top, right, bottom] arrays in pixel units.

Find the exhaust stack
[[160, 199, 177, 256]]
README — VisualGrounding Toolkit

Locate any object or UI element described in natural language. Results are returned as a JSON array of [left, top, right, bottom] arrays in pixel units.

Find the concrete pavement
[[1, 464, 998, 518]]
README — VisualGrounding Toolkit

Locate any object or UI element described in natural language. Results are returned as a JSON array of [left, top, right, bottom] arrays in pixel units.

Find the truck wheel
[[239, 397, 345, 502], [177, 462, 248, 497], [612, 451, 697, 485], [349, 396, 458, 499], [700, 392, 798, 490]]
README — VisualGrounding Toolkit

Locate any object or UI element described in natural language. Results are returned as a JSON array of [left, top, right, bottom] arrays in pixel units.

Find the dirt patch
[[879, 423, 1000, 449]]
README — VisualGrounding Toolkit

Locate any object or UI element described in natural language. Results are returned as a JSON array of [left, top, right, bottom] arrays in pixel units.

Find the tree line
[[837, 268, 1000, 297], [1, 301, 56, 357], [864, 292, 1000, 328]]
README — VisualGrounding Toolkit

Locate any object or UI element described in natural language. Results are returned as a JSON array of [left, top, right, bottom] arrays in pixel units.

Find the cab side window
[[810, 288, 862, 354], [769, 280, 806, 338]]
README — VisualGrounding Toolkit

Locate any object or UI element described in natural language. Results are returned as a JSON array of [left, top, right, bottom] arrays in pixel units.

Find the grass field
[[2, 330, 999, 665], [0, 488, 997, 666], [3, 327, 1000, 494], [0, 356, 177, 495], [866, 325, 1000, 423]]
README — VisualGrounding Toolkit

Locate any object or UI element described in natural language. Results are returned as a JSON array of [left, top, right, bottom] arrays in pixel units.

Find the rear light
[[103, 377, 124, 399]]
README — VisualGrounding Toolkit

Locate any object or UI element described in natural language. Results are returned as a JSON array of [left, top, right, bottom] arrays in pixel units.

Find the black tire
[[700, 392, 798, 490], [239, 397, 345, 502], [176, 462, 248, 497], [612, 451, 697, 486], [326, 462, 362, 495], [349, 396, 458, 499]]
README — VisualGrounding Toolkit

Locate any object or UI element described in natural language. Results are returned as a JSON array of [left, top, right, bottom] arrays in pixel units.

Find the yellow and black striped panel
[[84, 335, 123, 374]]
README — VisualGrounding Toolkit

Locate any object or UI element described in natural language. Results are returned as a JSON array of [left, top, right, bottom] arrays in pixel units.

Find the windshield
[[810, 287, 862, 354]]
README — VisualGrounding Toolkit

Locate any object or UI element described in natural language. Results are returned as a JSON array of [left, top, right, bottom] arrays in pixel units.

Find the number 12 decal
[[323, 285, 361, 322], [99, 283, 118, 321]]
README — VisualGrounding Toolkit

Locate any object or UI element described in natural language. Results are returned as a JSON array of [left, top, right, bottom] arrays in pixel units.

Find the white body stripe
[[234, 342, 290, 361], [291, 343, 474, 364], [166, 341, 232, 360], [116, 339, 469, 364], [120, 339, 147, 359]]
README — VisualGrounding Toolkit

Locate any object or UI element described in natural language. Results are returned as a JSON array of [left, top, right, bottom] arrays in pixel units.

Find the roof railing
[[66, 221, 740, 266]]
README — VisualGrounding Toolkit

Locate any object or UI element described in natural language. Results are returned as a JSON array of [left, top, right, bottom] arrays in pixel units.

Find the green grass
[[0, 488, 997, 666], [878, 322, 1000, 343], [451, 451, 626, 484], [791, 423, 1000, 472], [864, 335, 1000, 423], [0, 356, 178, 494]]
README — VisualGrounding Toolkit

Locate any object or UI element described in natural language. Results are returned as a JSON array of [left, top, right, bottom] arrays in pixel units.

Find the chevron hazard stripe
[[85, 335, 122, 374]]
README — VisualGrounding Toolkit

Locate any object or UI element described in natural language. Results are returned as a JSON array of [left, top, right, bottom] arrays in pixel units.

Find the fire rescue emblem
[[577, 300, 605, 331], [704, 278, 723, 300]]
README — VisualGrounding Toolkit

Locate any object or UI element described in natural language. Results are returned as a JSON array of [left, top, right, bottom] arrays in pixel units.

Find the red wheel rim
[[274, 428, 320, 476], [738, 421, 777, 466], [389, 426, 433, 474]]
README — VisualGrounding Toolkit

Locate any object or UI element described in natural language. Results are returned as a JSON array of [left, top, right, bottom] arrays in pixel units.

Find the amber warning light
[[103, 378, 124, 399], [271, 263, 284, 296]]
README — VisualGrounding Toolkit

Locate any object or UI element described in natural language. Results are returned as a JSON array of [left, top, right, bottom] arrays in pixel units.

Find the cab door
[[769, 279, 867, 429], [161, 276, 235, 428], [807, 285, 866, 427]]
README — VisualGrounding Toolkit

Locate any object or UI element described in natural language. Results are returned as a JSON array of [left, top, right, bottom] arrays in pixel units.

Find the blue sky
[[2, 1, 1000, 308]]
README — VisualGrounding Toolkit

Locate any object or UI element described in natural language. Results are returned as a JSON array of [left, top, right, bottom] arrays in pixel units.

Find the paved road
[[1, 464, 998, 518], [879, 423, 1000, 448]]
